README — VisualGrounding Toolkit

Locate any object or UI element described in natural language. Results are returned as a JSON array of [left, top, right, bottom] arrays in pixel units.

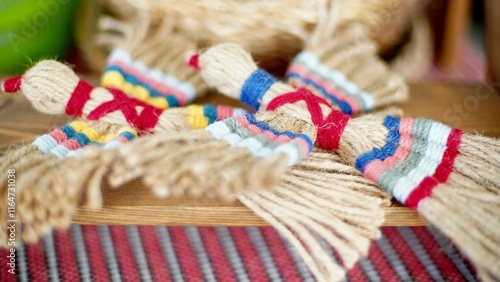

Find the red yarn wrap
[[66, 80, 94, 117], [66, 80, 164, 131], [188, 54, 201, 71], [87, 88, 164, 132], [266, 87, 350, 150], [1, 76, 22, 93]]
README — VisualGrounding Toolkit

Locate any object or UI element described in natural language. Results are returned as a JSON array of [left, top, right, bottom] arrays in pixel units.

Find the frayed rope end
[[1, 76, 22, 94]]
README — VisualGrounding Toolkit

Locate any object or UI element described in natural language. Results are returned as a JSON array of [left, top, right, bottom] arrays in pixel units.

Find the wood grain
[[485, 0, 500, 90], [1, 84, 500, 226]]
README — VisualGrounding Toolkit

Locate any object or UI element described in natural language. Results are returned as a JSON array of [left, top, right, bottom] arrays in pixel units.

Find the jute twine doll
[[0, 59, 246, 246], [185, 44, 500, 281], [0, 44, 409, 282]]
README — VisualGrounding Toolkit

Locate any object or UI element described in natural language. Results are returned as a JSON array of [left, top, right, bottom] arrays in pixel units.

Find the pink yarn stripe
[[48, 128, 69, 143], [235, 116, 281, 142], [60, 139, 82, 151], [108, 59, 188, 105], [111, 135, 130, 144], [287, 63, 361, 113], [384, 119, 415, 168], [216, 105, 233, 120], [364, 118, 415, 182]]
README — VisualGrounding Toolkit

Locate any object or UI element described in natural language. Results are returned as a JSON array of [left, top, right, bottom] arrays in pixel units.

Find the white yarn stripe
[[427, 122, 452, 145], [427, 226, 477, 281], [98, 225, 122, 282], [393, 124, 451, 203], [178, 82, 197, 102], [397, 227, 446, 282], [232, 108, 248, 117], [71, 225, 92, 282], [126, 226, 153, 282], [237, 137, 264, 154], [17, 239, 29, 282], [293, 51, 375, 110], [185, 226, 218, 282], [215, 227, 250, 282], [155, 226, 184, 281], [66, 148, 85, 158], [48, 145, 70, 158], [32, 135, 58, 154], [132, 60, 148, 75], [205, 121, 232, 139], [246, 227, 282, 281], [43, 232, 60, 282], [273, 142, 300, 166], [374, 235, 412, 281], [206, 120, 303, 166], [107, 49, 131, 65], [281, 234, 315, 282]]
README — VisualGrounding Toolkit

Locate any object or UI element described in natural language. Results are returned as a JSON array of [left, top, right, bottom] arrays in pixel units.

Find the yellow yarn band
[[70, 121, 89, 132], [187, 105, 209, 129], [101, 71, 124, 89]]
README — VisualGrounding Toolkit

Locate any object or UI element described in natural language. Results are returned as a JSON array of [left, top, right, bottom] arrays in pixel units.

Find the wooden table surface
[[1, 83, 500, 226]]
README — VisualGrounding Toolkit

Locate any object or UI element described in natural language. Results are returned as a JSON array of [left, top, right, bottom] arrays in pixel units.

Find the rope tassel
[[194, 43, 500, 281]]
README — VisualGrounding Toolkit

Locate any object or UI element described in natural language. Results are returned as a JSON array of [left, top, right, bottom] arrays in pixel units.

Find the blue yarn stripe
[[73, 133, 90, 146], [60, 125, 76, 139], [285, 72, 353, 114], [241, 69, 277, 111], [60, 125, 91, 146], [245, 114, 313, 153], [105, 65, 180, 107], [203, 105, 218, 124], [120, 131, 136, 141], [355, 116, 401, 172]]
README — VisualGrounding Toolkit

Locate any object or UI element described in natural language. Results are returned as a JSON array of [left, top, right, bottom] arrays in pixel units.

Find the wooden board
[[1, 83, 500, 226]]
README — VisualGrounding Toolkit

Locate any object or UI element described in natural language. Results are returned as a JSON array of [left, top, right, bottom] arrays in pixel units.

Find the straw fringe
[[239, 150, 389, 282]]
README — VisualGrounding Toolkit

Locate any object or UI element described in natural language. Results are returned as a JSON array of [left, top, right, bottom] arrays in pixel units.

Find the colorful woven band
[[355, 116, 463, 208], [33, 106, 247, 158], [205, 114, 313, 166], [32, 121, 137, 158], [285, 51, 375, 115], [102, 49, 196, 109]]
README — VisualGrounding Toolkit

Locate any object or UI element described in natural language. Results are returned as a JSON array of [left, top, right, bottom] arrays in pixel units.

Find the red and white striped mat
[[0, 226, 477, 281]]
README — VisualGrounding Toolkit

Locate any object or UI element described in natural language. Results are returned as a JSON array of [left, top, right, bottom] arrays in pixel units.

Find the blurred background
[[0, 0, 497, 84]]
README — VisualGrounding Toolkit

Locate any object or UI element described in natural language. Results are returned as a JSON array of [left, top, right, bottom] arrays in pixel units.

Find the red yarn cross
[[266, 87, 350, 150], [87, 88, 164, 131], [66, 80, 163, 132]]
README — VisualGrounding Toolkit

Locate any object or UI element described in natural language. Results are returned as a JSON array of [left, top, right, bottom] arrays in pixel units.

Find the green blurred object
[[0, 0, 80, 75]]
